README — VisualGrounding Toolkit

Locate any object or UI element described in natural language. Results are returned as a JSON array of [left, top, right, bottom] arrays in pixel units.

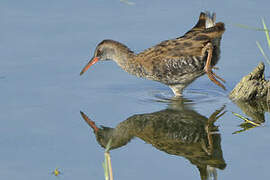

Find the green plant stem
[[256, 41, 270, 65], [262, 18, 270, 50], [105, 152, 114, 180], [232, 112, 260, 126]]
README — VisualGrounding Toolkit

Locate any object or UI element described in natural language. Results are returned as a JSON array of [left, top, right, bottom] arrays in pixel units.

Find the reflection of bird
[[80, 102, 226, 180], [80, 12, 225, 96]]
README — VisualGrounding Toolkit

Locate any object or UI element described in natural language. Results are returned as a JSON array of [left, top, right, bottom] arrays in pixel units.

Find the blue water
[[1, 0, 270, 179]]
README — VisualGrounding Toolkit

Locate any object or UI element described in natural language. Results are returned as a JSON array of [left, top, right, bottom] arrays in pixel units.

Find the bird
[[80, 12, 226, 96]]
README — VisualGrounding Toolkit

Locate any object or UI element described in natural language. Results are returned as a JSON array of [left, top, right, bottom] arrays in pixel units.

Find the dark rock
[[229, 62, 270, 102]]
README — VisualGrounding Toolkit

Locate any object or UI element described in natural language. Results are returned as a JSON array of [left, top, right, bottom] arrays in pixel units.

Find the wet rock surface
[[230, 62, 270, 123], [230, 62, 270, 102]]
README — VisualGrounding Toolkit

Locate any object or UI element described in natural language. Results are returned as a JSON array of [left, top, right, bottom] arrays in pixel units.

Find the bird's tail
[[186, 11, 225, 38], [205, 11, 216, 28], [202, 11, 225, 39], [192, 11, 216, 30]]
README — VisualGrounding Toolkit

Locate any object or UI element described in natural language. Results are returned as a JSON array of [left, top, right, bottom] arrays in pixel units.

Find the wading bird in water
[[80, 12, 226, 96]]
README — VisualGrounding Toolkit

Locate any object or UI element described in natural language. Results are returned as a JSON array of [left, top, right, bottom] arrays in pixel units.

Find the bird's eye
[[96, 49, 102, 57]]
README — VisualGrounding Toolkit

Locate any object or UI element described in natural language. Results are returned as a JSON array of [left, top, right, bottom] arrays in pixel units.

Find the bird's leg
[[169, 84, 185, 96], [202, 42, 226, 90]]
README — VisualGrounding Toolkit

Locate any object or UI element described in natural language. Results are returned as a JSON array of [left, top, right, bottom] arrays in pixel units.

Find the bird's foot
[[207, 105, 226, 125], [204, 67, 226, 90], [204, 106, 226, 155], [202, 42, 226, 90]]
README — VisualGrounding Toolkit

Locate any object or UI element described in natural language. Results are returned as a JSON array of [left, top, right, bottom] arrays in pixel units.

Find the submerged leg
[[169, 84, 185, 96], [202, 42, 226, 90]]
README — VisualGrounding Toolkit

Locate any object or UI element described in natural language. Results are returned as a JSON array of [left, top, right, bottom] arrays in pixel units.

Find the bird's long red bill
[[80, 57, 99, 75]]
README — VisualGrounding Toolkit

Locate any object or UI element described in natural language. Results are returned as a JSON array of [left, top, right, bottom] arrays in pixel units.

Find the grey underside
[[146, 56, 207, 95]]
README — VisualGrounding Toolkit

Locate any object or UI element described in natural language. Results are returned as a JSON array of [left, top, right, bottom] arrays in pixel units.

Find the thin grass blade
[[234, 23, 270, 31], [261, 18, 270, 50], [120, 0, 135, 5], [103, 160, 109, 180], [105, 139, 112, 153], [105, 152, 114, 180], [232, 112, 260, 126], [256, 41, 270, 65], [232, 126, 256, 134]]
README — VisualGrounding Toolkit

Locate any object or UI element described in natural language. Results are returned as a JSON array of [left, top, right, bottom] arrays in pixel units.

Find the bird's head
[[80, 40, 122, 75]]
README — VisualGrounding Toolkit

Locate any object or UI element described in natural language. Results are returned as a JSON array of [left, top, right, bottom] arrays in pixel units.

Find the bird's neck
[[105, 42, 134, 67], [107, 42, 146, 77]]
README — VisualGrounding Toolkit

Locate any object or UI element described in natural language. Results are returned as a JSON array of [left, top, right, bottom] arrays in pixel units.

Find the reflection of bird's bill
[[80, 111, 99, 133]]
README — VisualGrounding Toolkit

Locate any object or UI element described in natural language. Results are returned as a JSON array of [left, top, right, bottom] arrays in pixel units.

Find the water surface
[[1, 0, 270, 179]]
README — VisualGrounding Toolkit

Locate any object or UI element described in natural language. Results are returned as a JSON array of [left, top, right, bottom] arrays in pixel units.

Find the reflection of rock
[[233, 100, 267, 123], [81, 101, 226, 180], [230, 62, 270, 101]]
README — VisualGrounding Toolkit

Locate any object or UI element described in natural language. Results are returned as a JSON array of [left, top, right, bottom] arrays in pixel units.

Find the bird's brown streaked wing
[[152, 55, 204, 75], [157, 38, 207, 57]]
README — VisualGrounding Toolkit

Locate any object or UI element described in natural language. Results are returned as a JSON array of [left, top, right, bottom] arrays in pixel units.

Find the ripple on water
[[99, 83, 230, 108], [143, 88, 230, 106]]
